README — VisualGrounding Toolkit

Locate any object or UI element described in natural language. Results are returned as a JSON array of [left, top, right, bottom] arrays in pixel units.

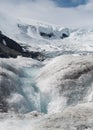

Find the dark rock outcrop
[[0, 32, 23, 52], [0, 43, 22, 58], [0, 31, 45, 60]]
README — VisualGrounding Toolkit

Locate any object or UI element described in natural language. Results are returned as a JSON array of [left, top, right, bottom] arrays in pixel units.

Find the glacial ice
[[37, 55, 93, 113], [0, 57, 43, 113], [1, 55, 93, 129]]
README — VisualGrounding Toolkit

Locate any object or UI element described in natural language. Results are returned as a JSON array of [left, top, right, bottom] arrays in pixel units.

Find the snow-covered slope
[[0, 13, 69, 41], [15, 19, 93, 56], [1, 13, 93, 57], [17, 20, 70, 40]]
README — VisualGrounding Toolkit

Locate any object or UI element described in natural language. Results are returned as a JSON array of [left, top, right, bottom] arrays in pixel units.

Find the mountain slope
[[1, 13, 93, 58], [0, 32, 45, 60]]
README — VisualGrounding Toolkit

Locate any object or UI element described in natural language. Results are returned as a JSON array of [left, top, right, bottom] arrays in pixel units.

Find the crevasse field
[[1, 13, 93, 130]]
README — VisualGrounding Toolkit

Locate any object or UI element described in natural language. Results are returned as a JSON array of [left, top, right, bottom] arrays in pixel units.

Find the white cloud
[[0, 0, 93, 28]]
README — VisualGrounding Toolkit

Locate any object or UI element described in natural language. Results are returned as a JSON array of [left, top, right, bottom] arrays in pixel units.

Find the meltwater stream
[[13, 66, 49, 114]]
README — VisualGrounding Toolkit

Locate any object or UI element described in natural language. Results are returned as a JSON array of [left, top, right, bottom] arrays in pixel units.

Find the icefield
[[1, 12, 93, 130]]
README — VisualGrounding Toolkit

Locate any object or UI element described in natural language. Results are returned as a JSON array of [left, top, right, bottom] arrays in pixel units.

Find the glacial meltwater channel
[[18, 66, 49, 114]]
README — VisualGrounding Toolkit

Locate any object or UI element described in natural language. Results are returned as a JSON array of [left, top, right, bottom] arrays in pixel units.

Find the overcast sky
[[0, 0, 93, 27]]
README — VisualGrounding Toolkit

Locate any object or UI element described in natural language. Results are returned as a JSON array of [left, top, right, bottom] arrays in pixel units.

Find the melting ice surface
[[2, 58, 49, 114], [18, 66, 49, 114], [1, 55, 93, 130], [6, 66, 42, 113]]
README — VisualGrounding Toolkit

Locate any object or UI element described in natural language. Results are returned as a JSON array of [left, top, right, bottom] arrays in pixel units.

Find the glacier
[[1, 55, 93, 130], [1, 12, 93, 130], [37, 55, 93, 113]]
